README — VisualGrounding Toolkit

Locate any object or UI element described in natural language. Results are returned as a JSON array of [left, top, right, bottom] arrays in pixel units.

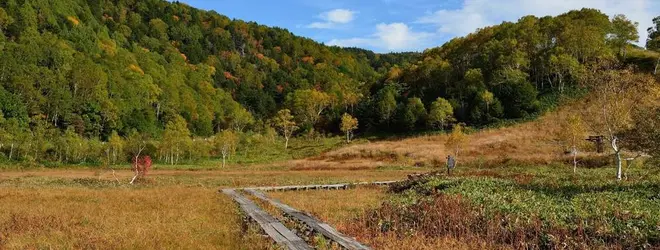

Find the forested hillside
[[365, 9, 651, 131], [0, 0, 657, 165], [0, 0, 415, 139]]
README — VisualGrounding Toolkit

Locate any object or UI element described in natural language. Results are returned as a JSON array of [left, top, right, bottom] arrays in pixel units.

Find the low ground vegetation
[[348, 164, 660, 249]]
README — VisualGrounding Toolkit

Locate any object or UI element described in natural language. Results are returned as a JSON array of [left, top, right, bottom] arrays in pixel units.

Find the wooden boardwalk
[[245, 180, 398, 192], [221, 189, 312, 250], [245, 188, 371, 250], [222, 180, 398, 249]]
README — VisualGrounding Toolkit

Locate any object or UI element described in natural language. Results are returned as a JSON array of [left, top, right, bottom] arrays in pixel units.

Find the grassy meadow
[[1, 110, 658, 249], [0, 153, 429, 249]]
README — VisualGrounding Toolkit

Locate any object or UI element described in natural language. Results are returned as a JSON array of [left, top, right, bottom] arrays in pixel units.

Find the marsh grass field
[[1, 109, 658, 249], [0, 160, 428, 249]]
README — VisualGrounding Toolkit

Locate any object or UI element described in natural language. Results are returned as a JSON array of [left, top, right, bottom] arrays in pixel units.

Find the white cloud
[[306, 9, 357, 29], [328, 22, 433, 52], [417, 0, 659, 46], [323, 9, 356, 24]]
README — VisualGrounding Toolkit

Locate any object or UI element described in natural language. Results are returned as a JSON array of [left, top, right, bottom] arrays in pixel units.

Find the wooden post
[[586, 135, 604, 153]]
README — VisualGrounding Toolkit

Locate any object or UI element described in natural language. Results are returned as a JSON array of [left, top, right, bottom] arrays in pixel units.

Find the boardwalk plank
[[245, 189, 371, 250], [221, 189, 312, 250]]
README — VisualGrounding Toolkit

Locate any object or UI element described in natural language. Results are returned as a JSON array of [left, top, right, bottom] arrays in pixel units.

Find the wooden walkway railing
[[221, 189, 311, 250], [245, 188, 370, 250]]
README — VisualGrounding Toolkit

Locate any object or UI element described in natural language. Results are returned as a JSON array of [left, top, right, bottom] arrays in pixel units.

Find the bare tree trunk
[[112, 169, 120, 184], [285, 137, 289, 149], [222, 154, 226, 168], [130, 146, 145, 185], [615, 150, 623, 181], [130, 171, 139, 184], [9, 143, 14, 160], [572, 145, 577, 174], [612, 138, 622, 181]]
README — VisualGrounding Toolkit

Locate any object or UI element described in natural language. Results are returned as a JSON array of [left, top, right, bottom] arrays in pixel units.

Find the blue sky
[[177, 0, 659, 53]]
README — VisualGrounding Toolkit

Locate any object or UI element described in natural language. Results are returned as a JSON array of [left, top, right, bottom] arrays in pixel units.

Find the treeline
[[0, 0, 657, 165], [0, 111, 278, 165], [358, 10, 649, 132]]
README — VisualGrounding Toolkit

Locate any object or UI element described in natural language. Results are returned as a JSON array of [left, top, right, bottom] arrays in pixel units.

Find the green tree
[[1, 118, 23, 160], [286, 89, 330, 128], [108, 131, 124, 165], [556, 114, 587, 173], [445, 124, 468, 168], [161, 116, 192, 165], [493, 69, 539, 118], [30, 116, 53, 162], [549, 54, 584, 94], [227, 106, 254, 133], [340, 113, 358, 143], [428, 97, 454, 129], [608, 14, 639, 58], [215, 130, 238, 167], [0, 111, 5, 156], [0, 7, 14, 31], [149, 18, 169, 41], [480, 91, 494, 112], [58, 127, 83, 163], [647, 16, 660, 74], [377, 85, 397, 125], [17, 2, 38, 40], [273, 109, 298, 149], [403, 97, 426, 130]]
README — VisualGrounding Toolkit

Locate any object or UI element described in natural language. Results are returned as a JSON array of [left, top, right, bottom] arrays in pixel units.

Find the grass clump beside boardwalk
[[349, 165, 660, 249]]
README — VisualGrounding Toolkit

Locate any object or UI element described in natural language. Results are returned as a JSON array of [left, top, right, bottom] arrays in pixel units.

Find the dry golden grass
[[0, 101, 609, 249], [266, 186, 496, 250], [0, 165, 424, 249], [268, 186, 386, 231], [354, 233, 498, 250], [0, 168, 425, 189], [321, 104, 592, 168], [0, 186, 270, 249]]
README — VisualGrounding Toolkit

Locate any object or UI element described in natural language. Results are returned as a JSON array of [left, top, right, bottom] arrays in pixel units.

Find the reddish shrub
[[131, 155, 152, 183]]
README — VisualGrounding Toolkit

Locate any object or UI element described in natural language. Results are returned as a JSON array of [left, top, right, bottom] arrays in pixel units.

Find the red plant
[[130, 155, 152, 184]]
